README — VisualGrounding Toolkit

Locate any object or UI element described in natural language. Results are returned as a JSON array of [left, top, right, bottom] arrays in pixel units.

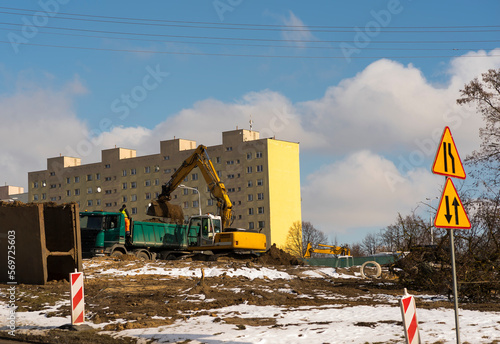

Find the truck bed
[[131, 221, 188, 250]]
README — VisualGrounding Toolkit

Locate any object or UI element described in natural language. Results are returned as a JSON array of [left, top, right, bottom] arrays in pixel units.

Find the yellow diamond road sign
[[432, 126, 466, 179], [434, 178, 471, 229]]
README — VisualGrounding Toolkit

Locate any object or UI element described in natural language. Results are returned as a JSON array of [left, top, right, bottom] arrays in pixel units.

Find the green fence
[[302, 255, 397, 268]]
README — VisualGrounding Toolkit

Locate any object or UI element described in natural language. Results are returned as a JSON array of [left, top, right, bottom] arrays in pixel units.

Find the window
[[144, 166, 151, 173], [183, 202, 189, 209], [257, 193, 264, 200], [258, 221, 265, 229], [131, 182, 137, 189], [50, 197, 57, 202], [105, 202, 112, 207], [96, 200, 101, 206], [192, 188, 198, 194], [228, 188, 235, 192], [164, 155, 170, 160], [238, 215, 242, 220], [154, 179, 159, 185], [123, 196, 128, 202], [74, 189, 80, 195], [50, 184, 57, 189], [257, 165, 264, 172], [226, 146, 232, 152], [145, 192, 151, 200], [164, 169, 171, 174], [66, 178, 70, 184], [192, 173, 198, 181], [131, 195, 137, 201], [42, 193, 46, 200], [248, 194, 253, 201], [122, 170, 127, 176], [226, 160, 234, 165], [238, 187, 241, 191], [154, 192, 159, 198], [50, 172, 55, 176], [33, 182, 39, 188], [145, 180, 151, 187], [256, 151, 263, 158], [87, 200, 93, 206], [105, 190, 112, 195], [216, 157, 221, 164], [193, 200, 199, 208], [95, 173, 101, 180], [183, 189, 189, 195], [257, 179, 263, 186], [74, 176, 80, 183], [247, 166, 252, 173], [227, 174, 235, 179], [248, 208, 254, 215], [131, 207, 137, 215], [248, 222, 254, 230], [42, 181, 46, 187], [105, 164, 111, 168], [258, 206, 264, 214], [207, 199, 214, 206], [247, 153, 252, 160], [247, 180, 253, 187], [131, 168, 137, 175], [105, 177, 112, 181], [87, 174, 93, 181], [154, 165, 160, 172], [33, 194, 39, 201], [122, 182, 127, 190], [87, 187, 93, 194]]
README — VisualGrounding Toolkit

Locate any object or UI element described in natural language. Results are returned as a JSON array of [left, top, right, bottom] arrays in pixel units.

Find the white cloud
[[280, 11, 317, 48], [301, 150, 441, 238], [0, 77, 88, 187]]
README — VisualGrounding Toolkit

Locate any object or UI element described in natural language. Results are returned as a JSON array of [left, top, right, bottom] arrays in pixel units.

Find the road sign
[[70, 271, 85, 325], [434, 178, 471, 229], [432, 126, 466, 179]]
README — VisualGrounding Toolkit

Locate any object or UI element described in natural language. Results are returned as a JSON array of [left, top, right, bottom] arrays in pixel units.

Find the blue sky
[[1, 0, 500, 244]]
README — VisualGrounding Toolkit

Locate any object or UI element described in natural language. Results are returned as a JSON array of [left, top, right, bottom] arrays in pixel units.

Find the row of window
[[122, 179, 160, 189], [248, 207, 265, 215], [249, 221, 265, 229], [121, 165, 161, 176]]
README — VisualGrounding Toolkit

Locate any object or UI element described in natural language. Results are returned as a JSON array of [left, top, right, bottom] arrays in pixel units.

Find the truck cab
[[80, 211, 126, 257], [187, 213, 222, 247]]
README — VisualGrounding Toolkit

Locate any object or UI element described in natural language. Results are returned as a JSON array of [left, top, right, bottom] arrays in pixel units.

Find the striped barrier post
[[400, 288, 420, 344], [70, 270, 85, 325]]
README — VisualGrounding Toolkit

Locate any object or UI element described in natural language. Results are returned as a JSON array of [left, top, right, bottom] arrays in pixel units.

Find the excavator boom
[[147, 145, 232, 228]]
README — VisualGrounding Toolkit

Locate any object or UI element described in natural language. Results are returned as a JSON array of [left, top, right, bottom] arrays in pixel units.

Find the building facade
[[0, 185, 28, 203], [28, 129, 301, 248]]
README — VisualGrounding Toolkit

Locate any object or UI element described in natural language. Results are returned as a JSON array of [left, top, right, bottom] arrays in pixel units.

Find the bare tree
[[283, 221, 303, 258], [283, 221, 328, 258], [379, 213, 430, 252]]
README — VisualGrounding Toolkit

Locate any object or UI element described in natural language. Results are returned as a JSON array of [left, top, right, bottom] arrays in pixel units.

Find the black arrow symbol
[[447, 142, 456, 174], [452, 198, 460, 225], [443, 142, 448, 172], [444, 196, 452, 223]]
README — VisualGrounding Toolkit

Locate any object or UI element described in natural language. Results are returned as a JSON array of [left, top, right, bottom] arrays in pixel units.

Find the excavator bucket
[[146, 200, 184, 224]]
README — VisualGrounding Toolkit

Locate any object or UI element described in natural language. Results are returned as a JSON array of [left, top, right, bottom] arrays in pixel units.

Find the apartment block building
[[28, 129, 301, 248]]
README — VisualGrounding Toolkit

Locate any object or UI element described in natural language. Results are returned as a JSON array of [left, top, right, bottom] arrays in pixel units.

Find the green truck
[[80, 210, 266, 260]]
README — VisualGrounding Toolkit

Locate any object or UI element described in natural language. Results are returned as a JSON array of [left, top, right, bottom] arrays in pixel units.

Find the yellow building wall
[[266, 140, 301, 249]]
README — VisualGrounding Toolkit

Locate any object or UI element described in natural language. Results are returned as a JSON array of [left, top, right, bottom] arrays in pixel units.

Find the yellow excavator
[[147, 145, 267, 253], [304, 243, 351, 258]]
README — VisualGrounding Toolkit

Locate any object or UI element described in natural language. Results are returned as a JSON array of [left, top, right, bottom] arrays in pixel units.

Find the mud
[[2, 255, 499, 344]]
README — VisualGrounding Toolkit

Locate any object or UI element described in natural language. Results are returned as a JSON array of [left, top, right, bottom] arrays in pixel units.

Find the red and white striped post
[[70, 270, 85, 325], [400, 288, 420, 344]]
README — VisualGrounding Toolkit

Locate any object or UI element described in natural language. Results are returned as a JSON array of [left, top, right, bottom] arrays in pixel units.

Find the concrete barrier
[[0, 202, 82, 285]]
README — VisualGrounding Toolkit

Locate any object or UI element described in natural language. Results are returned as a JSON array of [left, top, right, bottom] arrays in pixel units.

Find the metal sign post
[[432, 127, 471, 344], [449, 228, 460, 344]]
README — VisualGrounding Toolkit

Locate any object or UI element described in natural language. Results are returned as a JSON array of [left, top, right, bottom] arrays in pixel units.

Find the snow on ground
[[1, 262, 499, 343], [96, 264, 293, 280]]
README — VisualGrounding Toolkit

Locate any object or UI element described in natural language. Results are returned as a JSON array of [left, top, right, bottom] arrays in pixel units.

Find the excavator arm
[[304, 243, 351, 258], [147, 145, 233, 228]]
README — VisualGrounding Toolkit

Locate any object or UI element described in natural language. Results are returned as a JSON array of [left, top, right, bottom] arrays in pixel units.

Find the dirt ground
[[1, 248, 499, 343]]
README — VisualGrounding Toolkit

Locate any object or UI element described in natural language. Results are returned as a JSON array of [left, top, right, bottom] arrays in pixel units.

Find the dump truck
[[80, 210, 267, 260]]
